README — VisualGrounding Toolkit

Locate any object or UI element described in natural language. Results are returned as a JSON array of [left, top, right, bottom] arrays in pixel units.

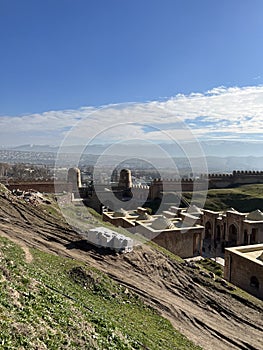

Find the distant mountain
[[199, 141, 263, 157], [2, 141, 263, 172], [7, 140, 263, 158], [205, 156, 263, 172], [11, 144, 59, 153]]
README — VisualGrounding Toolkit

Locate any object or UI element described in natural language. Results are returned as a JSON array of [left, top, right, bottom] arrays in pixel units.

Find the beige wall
[[224, 249, 263, 300], [151, 229, 202, 259]]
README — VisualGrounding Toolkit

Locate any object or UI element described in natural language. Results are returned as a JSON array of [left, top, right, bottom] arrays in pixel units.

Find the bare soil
[[0, 188, 263, 350]]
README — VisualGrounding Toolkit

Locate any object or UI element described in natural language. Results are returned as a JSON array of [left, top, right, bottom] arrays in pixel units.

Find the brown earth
[[0, 187, 263, 350]]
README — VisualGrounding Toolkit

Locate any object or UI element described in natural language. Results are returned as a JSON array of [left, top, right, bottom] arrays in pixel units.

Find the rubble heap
[[11, 189, 52, 206]]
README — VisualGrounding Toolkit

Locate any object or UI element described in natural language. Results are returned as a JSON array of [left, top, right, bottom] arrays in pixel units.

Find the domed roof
[[137, 212, 152, 221], [151, 216, 175, 230], [113, 208, 128, 217], [187, 205, 202, 214], [246, 209, 263, 221]]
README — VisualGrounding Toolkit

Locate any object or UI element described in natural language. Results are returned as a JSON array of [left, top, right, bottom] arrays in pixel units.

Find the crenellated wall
[[208, 170, 263, 189], [5, 169, 263, 201]]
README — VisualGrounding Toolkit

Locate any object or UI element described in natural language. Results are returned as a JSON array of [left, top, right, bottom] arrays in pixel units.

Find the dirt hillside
[[0, 186, 262, 350]]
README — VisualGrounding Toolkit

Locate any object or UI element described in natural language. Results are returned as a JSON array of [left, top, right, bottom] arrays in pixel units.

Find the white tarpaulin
[[84, 227, 133, 253]]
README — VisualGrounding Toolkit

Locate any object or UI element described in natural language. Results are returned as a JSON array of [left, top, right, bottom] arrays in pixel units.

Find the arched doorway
[[244, 230, 248, 245], [205, 221, 212, 239], [228, 224, 238, 246], [204, 221, 212, 254], [251, 228, 257, 244], [193, 233, 201, 256]]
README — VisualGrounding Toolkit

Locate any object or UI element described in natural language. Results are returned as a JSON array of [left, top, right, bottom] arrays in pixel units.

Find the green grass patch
[[197, 258, 223, 277], [0, 236, 202, 350], [183, 184, 263, 212]]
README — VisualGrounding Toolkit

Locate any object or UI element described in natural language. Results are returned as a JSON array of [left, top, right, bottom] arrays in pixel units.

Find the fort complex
[[63, 168, 263, 212], [64, 167, 263, 255], [3, 167, 263, 299], [64, 167, 263, 299], [4, 169, 263, 195]]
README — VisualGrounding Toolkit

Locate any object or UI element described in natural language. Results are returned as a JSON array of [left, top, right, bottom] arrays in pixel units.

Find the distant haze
[[7, 140, 263, 158], [1, 141, 263, 173]]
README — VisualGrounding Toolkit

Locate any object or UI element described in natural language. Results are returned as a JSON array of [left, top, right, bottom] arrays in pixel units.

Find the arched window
[[250, 276, 259, 289], [228, 224, 238, 246]]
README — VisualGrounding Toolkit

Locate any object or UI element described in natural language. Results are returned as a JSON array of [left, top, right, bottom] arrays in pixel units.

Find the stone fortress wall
[[136, 170, 263, 199], [4, 170, 263, 197], [207, 170, 263, 189]]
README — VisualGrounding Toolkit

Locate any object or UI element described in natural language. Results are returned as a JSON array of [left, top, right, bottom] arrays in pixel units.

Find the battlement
[[208, 173, 233, 178], [132, 184, 150, 190], [233, 170, 263, 175], [208, 170, 263, 178], [207, 170, 263, 189]]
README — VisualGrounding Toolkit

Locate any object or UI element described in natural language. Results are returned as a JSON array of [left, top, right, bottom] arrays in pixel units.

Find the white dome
[[137, 212, 152, 221], [113, 208, 128, 217], [188, 205, 202, 214], [151, 216, 175, 230], [246, 210, 263, 221]]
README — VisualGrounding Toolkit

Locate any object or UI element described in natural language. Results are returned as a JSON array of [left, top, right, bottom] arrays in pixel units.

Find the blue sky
[[0, 0, 263, 150]]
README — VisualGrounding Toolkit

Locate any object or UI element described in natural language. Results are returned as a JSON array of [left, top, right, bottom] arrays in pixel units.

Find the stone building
[[201, 209, 263, 251], [224, 244, 263, 300], [137, 216, 203, 258], [102, 206, 204, 258]]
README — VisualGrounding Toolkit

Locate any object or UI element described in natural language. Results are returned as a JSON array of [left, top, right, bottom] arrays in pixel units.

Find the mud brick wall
[[224, 249, 263, 300]]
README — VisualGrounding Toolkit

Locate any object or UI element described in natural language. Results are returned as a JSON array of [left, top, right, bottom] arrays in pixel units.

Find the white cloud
[[1, 85, 263, 146]]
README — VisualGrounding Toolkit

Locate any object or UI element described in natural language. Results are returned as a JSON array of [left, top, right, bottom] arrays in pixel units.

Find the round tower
[[67, 167, 82, 192], [118, 169, 132, 190]]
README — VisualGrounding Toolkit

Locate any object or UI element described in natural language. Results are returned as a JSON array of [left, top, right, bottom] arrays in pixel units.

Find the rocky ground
[[0, 184, 262, 350]]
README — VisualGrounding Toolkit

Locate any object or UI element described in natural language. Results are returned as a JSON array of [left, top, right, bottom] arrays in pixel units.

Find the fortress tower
[[117, 169, 133, 199], [118, 169, 132, 189], [67, 167, 82, 192]]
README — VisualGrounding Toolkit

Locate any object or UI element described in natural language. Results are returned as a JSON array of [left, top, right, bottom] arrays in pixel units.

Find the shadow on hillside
[[65, 240, 117, 257]]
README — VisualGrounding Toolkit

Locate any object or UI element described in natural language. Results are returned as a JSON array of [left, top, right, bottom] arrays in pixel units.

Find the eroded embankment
[[0, 188, 262, 350]]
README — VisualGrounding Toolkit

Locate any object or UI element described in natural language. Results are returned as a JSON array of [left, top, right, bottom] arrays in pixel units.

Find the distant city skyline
[[0, 1, 263, 153]]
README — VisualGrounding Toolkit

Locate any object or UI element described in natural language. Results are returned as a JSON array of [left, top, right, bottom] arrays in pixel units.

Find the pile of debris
[[11, 189, 52, 206]]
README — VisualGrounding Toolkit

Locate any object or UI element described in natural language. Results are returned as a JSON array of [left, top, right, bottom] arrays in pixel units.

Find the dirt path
[[0, 192, 263, 350], [0, 229, 33, 263]]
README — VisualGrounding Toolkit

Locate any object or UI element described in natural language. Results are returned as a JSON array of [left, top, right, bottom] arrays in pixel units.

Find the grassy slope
[[0, 237, 202, 350], [183, 184, 263, 212]]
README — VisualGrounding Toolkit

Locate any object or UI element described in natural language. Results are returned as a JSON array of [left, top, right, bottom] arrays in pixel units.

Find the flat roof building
[[224, 244, 263, 300]]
